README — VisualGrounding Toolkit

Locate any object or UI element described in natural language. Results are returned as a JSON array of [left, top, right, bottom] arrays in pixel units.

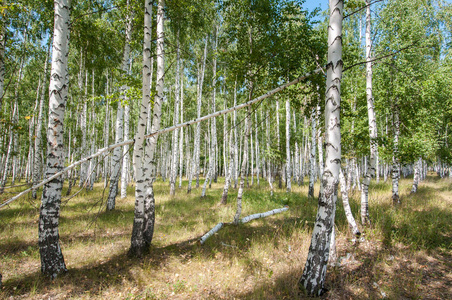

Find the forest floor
[[0, 173, 451, 299]]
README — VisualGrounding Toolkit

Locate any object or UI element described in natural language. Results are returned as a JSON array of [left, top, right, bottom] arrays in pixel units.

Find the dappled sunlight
[[1, 175, 451, 299]]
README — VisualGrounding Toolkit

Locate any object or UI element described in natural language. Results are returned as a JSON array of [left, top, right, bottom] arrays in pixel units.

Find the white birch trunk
[[170, 34, 181, 196], [285, 99, 291, 192], [178, 62, 184, 188], [129, 0, 153, 256], [103, 72, 111, 188], [339, 169, 360, 236], [107, 4, 132, 209], [255, 112, 260, 185], [233, 80, 238, 189], [202, 30, 218, 196], [0, 4, 5, 110], [361, 0, 378, 225], [392, 101, 400, 204], [80, 70, 88, 186], [293, 111, 300, 186], [411, 157, 421, 193], [130, 0, 163, 256], [299, 0, 343, 295], [33, 46, 50, 198], [221, 132, 234, 204], [38, 0, 70, 279], [121, 57, 133, 198], [308, 108, 317, 198], [233, 107, 250, 224], [317, 103, 324, 198], [266, 109, 274, 195], [188, 40, 207, 193]]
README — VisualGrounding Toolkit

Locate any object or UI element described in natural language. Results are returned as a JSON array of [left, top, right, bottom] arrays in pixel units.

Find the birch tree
[[130, 0, 164, 256], [361, 0, 378, 225], [32, 45, 50, 199], [38, 0, 70, 278], [106, 3, 132, 210], [170, 33, 181, 196], [285, 98, 291, 192], [299, 0, 343, 295]]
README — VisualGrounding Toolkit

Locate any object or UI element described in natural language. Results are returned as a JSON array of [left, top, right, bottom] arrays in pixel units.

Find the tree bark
[[233, 107, 250, 224], [0, 2, 5, 110], [339, 169, 360, 236], [107, 3, 132, 210], [308, 107, 317, 198], [411, 157, 421, 193], [170, 33, 181, 196], [361, 0, 378, 225], [299, 0, 343, 295], [285, 98, 291, 192], [188, 39, 207, 193], [178, 61, 184, 189], [129, 0, 163, 256], [38, 0, 70, 279], [392, 100, 400, 205]]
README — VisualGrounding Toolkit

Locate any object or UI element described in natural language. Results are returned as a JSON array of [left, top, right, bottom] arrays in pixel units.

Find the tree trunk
[[107, 3, 132, 210], [221, 133, 234, 204], [233, 80, 239, 189], [178, 61, 184, 189], [233, 107, 250, 224], [361, 0, 378, 225], [32, 46, 50, 198], [299, 0, 343, 295], [317, 103, 324, 198], [339, 169, 360, 236], [188, 39, 207, 193], [285, 99, 291, 192], [308, 108, 317, 198], [0, 3, 5, 111], [392, 100, 400, 205], [411, 157, 421, 193], [38, 0, 70, 279], [129, 0, 163, 256], [170, 33, 181, 196]]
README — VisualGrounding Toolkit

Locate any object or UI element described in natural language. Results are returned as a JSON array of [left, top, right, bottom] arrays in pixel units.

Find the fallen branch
[[1, 68, 321, 209], [240, 206, 289, 224], [200, 222, 224, 244], [199, 206, 290, 245]]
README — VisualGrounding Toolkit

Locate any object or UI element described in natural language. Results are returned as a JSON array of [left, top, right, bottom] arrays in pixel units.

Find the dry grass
[[0, 173, 451, 299]]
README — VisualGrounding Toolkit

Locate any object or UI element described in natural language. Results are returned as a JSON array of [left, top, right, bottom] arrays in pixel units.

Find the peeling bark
[[38, 0, 70, 279], [299, 0, 343, 296]]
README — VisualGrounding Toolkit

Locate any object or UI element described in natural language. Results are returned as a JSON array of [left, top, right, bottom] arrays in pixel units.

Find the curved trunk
[[299, 0, 343, 295], [339, 169, 360, 236]]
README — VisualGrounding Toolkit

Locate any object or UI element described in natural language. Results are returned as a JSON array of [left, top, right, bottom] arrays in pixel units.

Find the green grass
[[0, 173, 451, 299]]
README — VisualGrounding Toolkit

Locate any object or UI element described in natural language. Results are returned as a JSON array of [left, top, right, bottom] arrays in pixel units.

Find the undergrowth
[[0, 173, 451, 299]]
